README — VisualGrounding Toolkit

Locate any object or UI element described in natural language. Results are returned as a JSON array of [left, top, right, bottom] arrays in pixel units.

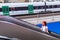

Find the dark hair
[[43, 21, 47, 26]]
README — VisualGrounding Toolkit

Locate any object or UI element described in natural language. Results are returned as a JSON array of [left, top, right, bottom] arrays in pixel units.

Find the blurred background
[[0, 0, 60, 3]]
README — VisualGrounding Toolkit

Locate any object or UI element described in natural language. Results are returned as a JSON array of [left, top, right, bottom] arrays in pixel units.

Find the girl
[[41, 21, 48, 33]]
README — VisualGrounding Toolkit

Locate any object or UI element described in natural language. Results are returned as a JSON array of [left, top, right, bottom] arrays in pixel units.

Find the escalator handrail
[[0, 16, 60, 39]]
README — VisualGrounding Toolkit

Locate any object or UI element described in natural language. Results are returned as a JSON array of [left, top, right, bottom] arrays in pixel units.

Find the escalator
[[0, 16, 59, 40]]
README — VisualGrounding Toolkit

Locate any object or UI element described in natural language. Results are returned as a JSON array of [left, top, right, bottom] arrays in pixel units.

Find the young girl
[[41, 21, 48, 33]]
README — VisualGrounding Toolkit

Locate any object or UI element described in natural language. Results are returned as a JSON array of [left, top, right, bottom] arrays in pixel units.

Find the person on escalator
[[41, 21, 49, 33]]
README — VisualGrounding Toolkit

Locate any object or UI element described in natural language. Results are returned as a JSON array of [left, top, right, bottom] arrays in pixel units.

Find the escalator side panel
[[0, 21, 59, 40]]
